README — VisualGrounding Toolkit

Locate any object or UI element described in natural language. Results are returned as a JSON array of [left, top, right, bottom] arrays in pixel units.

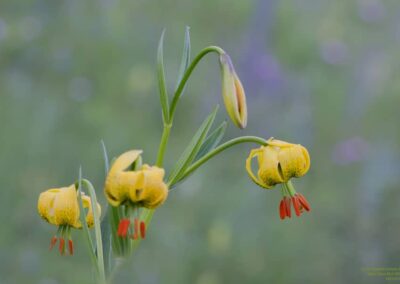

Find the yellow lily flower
[[246, 138, 311, 220], [246, 139, 310, 188], [104, 150, 168, 208], [104, 150, 168, 239], [37, 184, 101, 255], [104, 150, 143, 207]]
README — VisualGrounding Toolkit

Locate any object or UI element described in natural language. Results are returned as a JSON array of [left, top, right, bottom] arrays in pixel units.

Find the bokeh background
[[1, 0, 400, 283]]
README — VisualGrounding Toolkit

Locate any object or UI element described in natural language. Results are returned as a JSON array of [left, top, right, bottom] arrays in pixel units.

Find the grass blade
[[157, 29, 170, 123], [100, 140, 109, 175], [174, 26, 191, 93], [99, 140, 111, 276]]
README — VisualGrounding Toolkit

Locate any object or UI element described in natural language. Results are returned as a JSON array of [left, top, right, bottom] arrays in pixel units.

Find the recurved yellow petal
[[279, 144, 310, 178], [38, 188, 60, 223], [109, 150, 143, 176], [104, 151, 168, 209], [128, 166, 168, 208], [106, 171, 142, 206], [51, 185, 80, 227], [245, 148, 271, 189], [80, 194, 102, 228], [105, 150, 143, 206], [258, 146, 285, 186]]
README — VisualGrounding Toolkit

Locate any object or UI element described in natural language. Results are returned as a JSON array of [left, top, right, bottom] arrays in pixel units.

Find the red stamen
[[140, 221, 146, 239], [284, 197, 292, 218], [49, 236, 57, 251], [297, 193, 311, 211], [279, 199, 286, 220], [122, 219, 130, 237], [59, 238, 65, 255], [117, 219, 126, 236], [292, 196, 301, 217], [68, 240, 74, 255], [118, 219, 130, 237]]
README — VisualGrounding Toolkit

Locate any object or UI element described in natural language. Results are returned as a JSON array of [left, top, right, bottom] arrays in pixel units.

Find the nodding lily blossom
[[37, 184, 101, 255], [246, 138, 311, 219], [104, 150, 168, 239], [219, 53, 247, 129]]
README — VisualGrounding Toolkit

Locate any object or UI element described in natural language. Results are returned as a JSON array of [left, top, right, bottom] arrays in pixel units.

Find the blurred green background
[[1, 0, 400, 283]]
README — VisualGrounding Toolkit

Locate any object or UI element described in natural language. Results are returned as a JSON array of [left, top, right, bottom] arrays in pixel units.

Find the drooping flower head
[[104, 150, 168, 239], [37, 184, 101, 255], [219, 53, 247, 129], [246, 138, 311, 219]]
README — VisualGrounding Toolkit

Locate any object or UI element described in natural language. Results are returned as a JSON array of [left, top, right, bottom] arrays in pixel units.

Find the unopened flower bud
[[219, 53, 247, 129]]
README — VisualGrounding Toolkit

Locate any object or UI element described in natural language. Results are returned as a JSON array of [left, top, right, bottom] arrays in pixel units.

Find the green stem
[[156, 123, 172, 167], [172, 136, 267, 186], [157, 46, 224, 169], [169, 46, 224, 120], [285, 180, 297, 197]]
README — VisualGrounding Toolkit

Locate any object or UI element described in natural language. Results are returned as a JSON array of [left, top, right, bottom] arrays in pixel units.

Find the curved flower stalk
[[37, 184, 101, 255], [168, 45, 247, 129], [246, 138, 311, 219]]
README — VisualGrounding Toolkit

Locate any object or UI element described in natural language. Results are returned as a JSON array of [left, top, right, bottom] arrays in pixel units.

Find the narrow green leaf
[[194, 121, 227, 162], [77, 168, 98, 273], [100, 140, 109, 175], [174, 26, 191, 93], [99, 140, 111, 276], [167, 105, 219, 185], [157, 29, 170, 123], [82, 178, 106, 283]]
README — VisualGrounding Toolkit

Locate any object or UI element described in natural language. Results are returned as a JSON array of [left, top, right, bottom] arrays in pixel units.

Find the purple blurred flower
[[253, 54, 282, 82], [358, 0, 386, 23], [319, 40, 348, 65], [244, 52, 285, 95], [332, 137, 369, 165]]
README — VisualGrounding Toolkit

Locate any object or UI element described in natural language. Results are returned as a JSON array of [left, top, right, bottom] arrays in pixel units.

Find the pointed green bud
[[219, 53, 247, 129]]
